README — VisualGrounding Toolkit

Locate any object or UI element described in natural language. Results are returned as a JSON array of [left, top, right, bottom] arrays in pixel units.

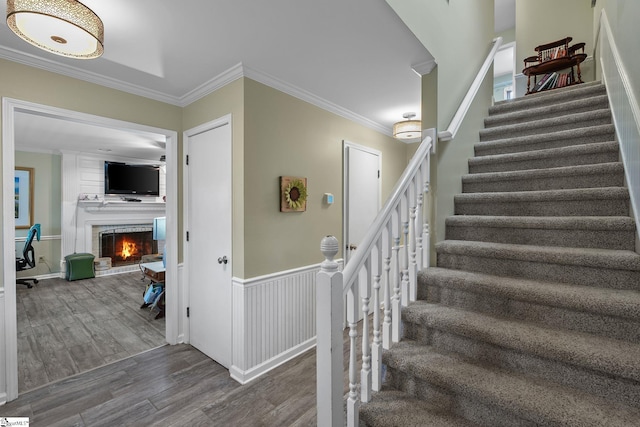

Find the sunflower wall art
[[280, 176, 308, 212]]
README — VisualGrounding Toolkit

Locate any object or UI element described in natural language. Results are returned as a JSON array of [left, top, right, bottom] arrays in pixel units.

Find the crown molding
[[0, 48, 392, 136], [0, 46, 183, 106], [411, 59, 437, 76], [178, 63, 244, 107], [242, 65, 390, 136]]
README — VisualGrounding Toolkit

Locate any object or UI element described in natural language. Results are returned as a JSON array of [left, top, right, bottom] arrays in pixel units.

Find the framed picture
[[280, 176, 308, 212], [15, 167, 34, 229]]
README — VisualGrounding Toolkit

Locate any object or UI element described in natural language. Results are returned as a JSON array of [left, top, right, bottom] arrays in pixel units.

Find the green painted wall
[[15, 151, 62, 276], [182, 78, 245, 276], [242, 78, 407, 278], [386, 0, 495, 248]]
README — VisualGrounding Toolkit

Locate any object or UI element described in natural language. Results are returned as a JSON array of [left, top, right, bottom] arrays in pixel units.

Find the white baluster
[[409, 179, 418, 302], [360, 258, 372, 403], [383, 225, 392, 349], [401, 194, 410, 307], [372, 239, 383, 391], [346, 285, 359, 427], [392, 207, 402, 342], [316, 236, 344, 427]]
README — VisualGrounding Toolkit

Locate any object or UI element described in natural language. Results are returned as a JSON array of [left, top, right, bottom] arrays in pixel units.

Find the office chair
[[16, 223, 41, 288]]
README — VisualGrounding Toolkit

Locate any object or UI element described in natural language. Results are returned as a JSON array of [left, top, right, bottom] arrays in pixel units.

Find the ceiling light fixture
[[392, 112, 421, 140], [6, 0, 104, 59]]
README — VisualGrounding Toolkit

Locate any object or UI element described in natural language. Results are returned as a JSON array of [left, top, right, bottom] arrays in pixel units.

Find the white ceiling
[[3, 0, 515, 159]]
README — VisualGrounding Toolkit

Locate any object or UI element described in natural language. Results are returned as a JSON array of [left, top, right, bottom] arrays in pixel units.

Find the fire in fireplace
[[100, 228, 157, 266]]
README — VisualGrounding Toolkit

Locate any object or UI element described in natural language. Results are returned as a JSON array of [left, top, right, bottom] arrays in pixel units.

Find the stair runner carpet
[[360, 82, 640, 426]]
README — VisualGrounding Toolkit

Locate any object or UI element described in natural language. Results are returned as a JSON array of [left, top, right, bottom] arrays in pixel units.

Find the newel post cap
[[320, 235, 339, 272]]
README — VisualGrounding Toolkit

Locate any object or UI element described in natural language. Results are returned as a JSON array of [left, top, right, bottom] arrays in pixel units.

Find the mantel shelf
[[79, 200, 166, 212]]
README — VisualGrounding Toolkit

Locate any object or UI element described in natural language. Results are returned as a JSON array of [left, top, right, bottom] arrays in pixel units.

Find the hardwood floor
[[8, 273, 364, 425], [16, 271, 166, 392], [2, 344, 320, 426]]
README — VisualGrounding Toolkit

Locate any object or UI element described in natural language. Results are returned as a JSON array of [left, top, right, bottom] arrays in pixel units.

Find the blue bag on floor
[[143, 284, 163, 304]]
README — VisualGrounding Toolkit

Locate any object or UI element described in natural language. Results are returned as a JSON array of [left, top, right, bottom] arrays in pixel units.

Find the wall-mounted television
[[104, 161, 160, 196]]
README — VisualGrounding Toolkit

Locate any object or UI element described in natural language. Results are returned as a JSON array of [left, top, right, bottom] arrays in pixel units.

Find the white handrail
[[317, 129, 435, 427], [341, 132, 435, 294], [438, 36, 503, 142]]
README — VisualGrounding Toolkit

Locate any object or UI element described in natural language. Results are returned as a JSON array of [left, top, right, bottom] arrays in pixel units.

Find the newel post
[[316, 236, 344, 427]]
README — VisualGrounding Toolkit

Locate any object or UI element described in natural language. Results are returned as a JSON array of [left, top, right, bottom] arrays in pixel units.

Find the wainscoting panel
[[601, 10, 640, 239], [230, 263, 325, 384]]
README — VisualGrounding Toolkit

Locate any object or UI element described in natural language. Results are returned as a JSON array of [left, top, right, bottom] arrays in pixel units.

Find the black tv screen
[[104, 162, 160, 196]]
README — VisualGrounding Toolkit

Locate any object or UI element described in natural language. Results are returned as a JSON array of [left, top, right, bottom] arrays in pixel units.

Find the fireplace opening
[[100, 228, 157, 266]]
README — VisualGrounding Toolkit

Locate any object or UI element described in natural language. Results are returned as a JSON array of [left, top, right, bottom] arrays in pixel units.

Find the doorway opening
[[2, 98, 179, 401]]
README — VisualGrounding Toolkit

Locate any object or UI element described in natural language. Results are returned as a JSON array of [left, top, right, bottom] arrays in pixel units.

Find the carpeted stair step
[[418, 267, 640, 343], [359, 389, 479, 427], [490, 81, 605, 116], [461, 162, 624, 193], [479, 109, 611, 142], [468, 141, 619, 174], [484, 94, 609, 129], [474, 124, 615, 156], [436, 240, 640, 289], [382, 340, 640, 426], [400, 304, 640, 410], [454, 187, 629, 217], [444, 215, 636, 250]]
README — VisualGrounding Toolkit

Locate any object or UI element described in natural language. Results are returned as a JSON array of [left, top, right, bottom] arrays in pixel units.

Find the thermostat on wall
[[324, 193, 334, 204]]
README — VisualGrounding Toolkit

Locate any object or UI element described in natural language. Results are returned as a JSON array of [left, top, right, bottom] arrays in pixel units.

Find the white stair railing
[[316, 130, 435, 427], [316, 36, 505, 427]]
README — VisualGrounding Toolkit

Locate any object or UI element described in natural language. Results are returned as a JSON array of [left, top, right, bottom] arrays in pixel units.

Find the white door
[[186, 118, 232, 368], [344, 142, 381, 263]]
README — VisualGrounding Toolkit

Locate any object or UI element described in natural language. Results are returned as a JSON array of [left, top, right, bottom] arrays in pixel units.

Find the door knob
[[218, 256, 228, 265], [348, 244, 357, 250]]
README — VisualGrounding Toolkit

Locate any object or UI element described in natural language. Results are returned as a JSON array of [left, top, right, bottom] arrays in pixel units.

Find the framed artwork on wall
[[280, 176, 308, 212], [15, 167, 34, 229]]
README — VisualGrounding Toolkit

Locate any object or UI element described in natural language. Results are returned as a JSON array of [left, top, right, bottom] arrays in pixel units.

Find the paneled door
[[185, 116, 232, 368]]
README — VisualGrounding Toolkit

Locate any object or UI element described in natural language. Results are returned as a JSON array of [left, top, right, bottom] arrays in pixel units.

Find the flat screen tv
[[104, 161, 160, 196]]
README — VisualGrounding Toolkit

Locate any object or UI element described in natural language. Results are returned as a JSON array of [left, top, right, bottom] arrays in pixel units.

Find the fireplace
[[100, 227, 157, 266]]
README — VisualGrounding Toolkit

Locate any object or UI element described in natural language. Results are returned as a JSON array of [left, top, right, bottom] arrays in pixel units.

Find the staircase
[[360, 82, 640, 426]]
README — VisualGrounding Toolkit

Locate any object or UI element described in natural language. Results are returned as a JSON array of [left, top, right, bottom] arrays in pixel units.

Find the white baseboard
[[230, 337, 316, 384]]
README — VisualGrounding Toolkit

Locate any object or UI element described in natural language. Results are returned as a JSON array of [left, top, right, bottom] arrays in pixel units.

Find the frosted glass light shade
[[392, 119, 421, 140], [6, 0, 104, 59]]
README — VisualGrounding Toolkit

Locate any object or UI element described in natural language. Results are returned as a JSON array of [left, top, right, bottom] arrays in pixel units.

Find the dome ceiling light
[[392, 112, 421, 140], [6, 0, 104, 59]]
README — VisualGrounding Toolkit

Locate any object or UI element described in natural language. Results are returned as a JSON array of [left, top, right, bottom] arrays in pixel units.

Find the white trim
[[0, 46, 181, 106], [230, 338, 316, 385], [14, 234, 61, 242], [411, 59, 437, 76], [179, 64, 244, 107], [243, 65, 390, 136], [0, 50, 393, 136], [438, 37, 503, 142], [1, 97, 179, 401], [232, 260, 344, 287], [599, 10, 640, 242]]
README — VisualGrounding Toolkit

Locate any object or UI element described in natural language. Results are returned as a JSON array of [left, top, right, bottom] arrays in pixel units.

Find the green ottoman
[[65, 253, 95, 281]]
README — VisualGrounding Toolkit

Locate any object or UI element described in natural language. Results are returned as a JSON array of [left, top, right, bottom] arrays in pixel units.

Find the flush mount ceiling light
[[6, 0, 104, 59], [392, 112, 421, 140]]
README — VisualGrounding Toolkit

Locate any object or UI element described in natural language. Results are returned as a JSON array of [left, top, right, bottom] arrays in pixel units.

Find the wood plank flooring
[[2, 344, 321, 426], [17, 271, 166, 392]]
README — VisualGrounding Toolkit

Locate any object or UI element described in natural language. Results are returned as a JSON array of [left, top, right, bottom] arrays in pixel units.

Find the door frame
[[182, 114, 233, 348], [2, 97, 179, 402], [342, 140, 382, 263]]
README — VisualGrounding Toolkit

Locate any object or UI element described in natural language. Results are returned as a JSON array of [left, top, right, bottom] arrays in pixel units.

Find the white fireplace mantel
[[79, 200, 166, 212]]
